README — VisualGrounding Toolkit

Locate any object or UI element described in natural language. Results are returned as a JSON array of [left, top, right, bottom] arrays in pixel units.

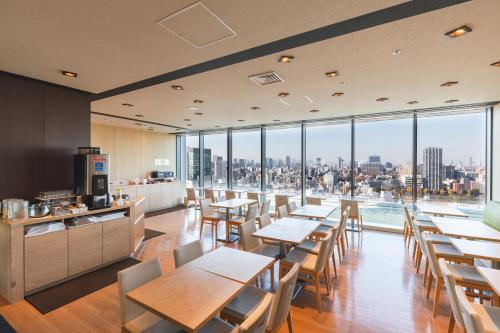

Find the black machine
[[151, 170, 174, 179], [73, 148, 111, 210]]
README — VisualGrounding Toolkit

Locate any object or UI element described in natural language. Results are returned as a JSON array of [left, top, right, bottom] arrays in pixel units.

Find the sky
[[186, 111, 486, 166]]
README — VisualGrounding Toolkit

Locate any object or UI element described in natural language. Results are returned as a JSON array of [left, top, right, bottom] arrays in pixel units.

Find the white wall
[[91, 124, 176, 182], [493, 104, 500, 201]]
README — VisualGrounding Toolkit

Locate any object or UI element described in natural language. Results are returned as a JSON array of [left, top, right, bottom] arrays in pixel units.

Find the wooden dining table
[[187, 247, 274, 284], [477, 267, 500, 306], [289, 204, 337, 220], [126, 265, 244, 332], [451, 238, 500, 261], [416, 203, 468, 218], [430, 216, 500, 242], [210, 198, 257, 242]]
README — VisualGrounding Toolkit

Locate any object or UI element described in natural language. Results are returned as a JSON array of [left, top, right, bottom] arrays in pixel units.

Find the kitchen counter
[[109, 182, 185, 212]]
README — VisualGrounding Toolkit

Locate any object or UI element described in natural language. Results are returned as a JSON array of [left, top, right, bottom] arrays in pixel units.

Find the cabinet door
[[148, 185, 162, 211], [103, 217, 130, 264], [172, 183, 185, 206], [161, 184, 173, 208], [68, 223, 103, 276], [136, 185, 149, 211], [25, 230, 68, 292]]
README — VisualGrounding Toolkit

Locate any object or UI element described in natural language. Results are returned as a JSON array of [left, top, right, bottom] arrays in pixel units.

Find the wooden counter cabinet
[[68, 223, 103, 276], [103, 217, 130, 264]]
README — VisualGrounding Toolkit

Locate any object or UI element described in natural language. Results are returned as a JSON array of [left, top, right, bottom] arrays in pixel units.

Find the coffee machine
[[73, 148, 111, 210]]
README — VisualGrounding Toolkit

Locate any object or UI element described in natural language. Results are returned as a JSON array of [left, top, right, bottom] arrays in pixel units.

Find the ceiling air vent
[[248, 72, 285, 86]]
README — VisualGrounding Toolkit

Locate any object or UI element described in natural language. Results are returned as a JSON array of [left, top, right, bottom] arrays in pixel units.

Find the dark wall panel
[[0, 73, 90, 200]]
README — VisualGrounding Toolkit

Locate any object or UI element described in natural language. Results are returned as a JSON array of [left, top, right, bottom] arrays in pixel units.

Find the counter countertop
[[109, 182, 182, 188]]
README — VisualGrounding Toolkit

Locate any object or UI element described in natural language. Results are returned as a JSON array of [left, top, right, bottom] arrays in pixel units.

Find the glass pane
[[232, 129, 261, 190], [265, 126, 302, 211], [305, 122, 351, 208], [417, 111, 486, 218], [354, 117, 413, 228], [185, 134, 199, 188], [203, 132, 227, 188]]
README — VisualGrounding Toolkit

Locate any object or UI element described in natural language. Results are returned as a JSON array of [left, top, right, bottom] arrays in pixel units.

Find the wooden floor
[[0, 208, 453, 333]]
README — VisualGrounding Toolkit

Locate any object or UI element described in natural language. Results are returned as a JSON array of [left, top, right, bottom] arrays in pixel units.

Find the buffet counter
[[0, 197, 146, 303]]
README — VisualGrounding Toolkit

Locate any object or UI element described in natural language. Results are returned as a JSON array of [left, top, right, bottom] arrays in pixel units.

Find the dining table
[[289, 204, 337, 220], [416, 203, 468, 218], [477, 267, 500, 306], [429, 216, 500, 242], [210, 198, 257, 242], [451, 238, 500, 261]]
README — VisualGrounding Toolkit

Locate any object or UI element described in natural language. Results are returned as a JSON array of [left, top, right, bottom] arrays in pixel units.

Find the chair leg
[[416, 250, 423, 274], [448, 312, 455, 333], [199, 222, 204, 239], [433, 278, 443, 317], [332, 253, 337, 278], [412, 240, 418, 259], [344, 229, 349, 248], [270, 265, 275, 292], [426, 274, 434, 299], [314, 273, 322, 313], [287, 310, 293, 333], [324, 266, 331, 296], [336, 243, 342, 265], [423, 257, 429, 286], [407, 225, 413, 249], [340, 235, 346, 257]]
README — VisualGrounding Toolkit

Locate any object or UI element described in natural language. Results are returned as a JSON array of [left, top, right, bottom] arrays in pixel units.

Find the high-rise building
[[368, 155, 381, 163], [338, 157, 344, 170], [423, 147, 442, 191], [285, 155, 291, 168], [187, 147, 212, 182]]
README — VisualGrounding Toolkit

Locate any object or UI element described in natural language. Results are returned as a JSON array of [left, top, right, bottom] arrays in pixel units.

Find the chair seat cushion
[[204, 213, 225, 221], [199, 318, 237, 333], [253, 244, 281, 259], [433, 243, 467, 260], [320, 219, 339, 228], [415, 220, 437, 229], [295, 239, 321, 255], [228, 216, 246, 224], [281, 249, 317, 271], [314, 225, 332, 235], [125, 312, 184, 333], [422, 233, 451, 244], [448, 264, 489, 286], [471, 303, 500, 332], [220, 285, 269, 323]]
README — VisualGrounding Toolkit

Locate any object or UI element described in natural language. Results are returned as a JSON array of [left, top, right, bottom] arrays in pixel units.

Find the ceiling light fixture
[[122, 103, 134, 107], [171, 85, 184, 90], [309, 110, 319, 113], [445, 25, 472, 38], [187, 124, 192, 127], [193, 99, 204, 104], [278, 55, 294, 63], [273, 119, 280, 122], [440, 81, 458, 87], [278, 92, 289, 98], [61, 70, 78, 78], [332, 92, 344, 97], [376, 97, 389, 102], [194, 112, 203, 115], [490, 61, 500, 67], [134, 114, 144, 118], [250, 106, 260, 110], [184, 118, 191, 121], [392, 49, 401, 55], [189, 107, 199, 111], [214, 125, 220, 128], [407, 101, 418, 105], [134, 122, 144, 126], [148, 128, 154, 131], [325, 71, 339, 78], [238, 119, 245, 122], [445, 99, 459, 103]]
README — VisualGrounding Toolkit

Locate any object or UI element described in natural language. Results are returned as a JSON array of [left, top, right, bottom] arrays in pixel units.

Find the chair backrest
[[187, 188, 196, 200], [341, 199, 359, 218], [226, 190, 236, 200], [204, 189, 216, 203], [173, 240, 203, 268], [200, 198, 215, 217], [439, 258, 465, 329], [483, 200, 500, 231], [239, 220, 262, 252], [455, 285, 481, 333], [247, 192, 260, 203], [274, 195, 289, 210], [425, 239, 441, 279], [260, 200, 271, 215], [314, 232, 333, 272], [403, 206, 413, 227], [117, 257, 162, 326], [338, 206, 351, 237], [267, 263, 300, 331], [287, 201, 297, 213], [306, 197, 322, 205], [259, 213, 272, 228], [239, 293, 273, 333], [245, 205, 259, 222], [277, 205, 289, 218]]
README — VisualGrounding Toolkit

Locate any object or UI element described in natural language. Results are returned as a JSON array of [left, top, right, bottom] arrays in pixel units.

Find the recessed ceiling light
[[148, 128, 154, 131], [214, 125, 220, 128], [440, 81, 458, 87], [339, 81, 346, 85], [193, 99, 204, 104], [250, 106, 260, 110], [134, 114, 144, 117], [273, 119, 280, 122], [104, 118, 111, 122], [309, 110, 319, 113], [278, 55, 294, 63], [189, 107, 199, 111], [392, 49, 401, 55], [238, 119, 245, 122], [376, 97, 389, 102], [187, 124, 192, 127], [445, 25, 472, 38], [194, 112, 203, 115], [278, 92, 289, 98], [325, 71, 339, 78], [445, 99, 459, 103], [184, 118, 191, 121], [332, 92, 344, 97], [490, 61, 500, 67], [122, 103, 134, 107], [175, 128, 181, 130], [134, 122, 144, 126], [61, 70, 78, 78], [171, 85, 184, 91], [407, 101, 419, 105]]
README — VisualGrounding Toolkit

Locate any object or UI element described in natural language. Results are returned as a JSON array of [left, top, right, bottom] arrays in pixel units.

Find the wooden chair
[[258, 213, 280, 246], [227, 205, 259, 240], [341, 199, 363, 232], [439, 258, 466, 333], [199, 199, 225, 247], [287, 201, 297, 214], [173, 240, 203, 268], [221, 263, 300, 333], [247, 192, 260, 205], [239, 220, 280, 290], [256, 200, 271, 228], [306, 197, 322, 205], [280, 232, 333, 312], [274, 195, 289, 216], [204, 189, 217, 202], [455, 285, 500, 333], [277, 205, 289, 218], [184, 188, 203, 209], [225, 190, 236, 200]]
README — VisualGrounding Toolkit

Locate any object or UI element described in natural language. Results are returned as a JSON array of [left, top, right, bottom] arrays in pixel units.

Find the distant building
[[338, 157, 344, 170], [423, 147, 442, 190], [369, 155, 381, 163]]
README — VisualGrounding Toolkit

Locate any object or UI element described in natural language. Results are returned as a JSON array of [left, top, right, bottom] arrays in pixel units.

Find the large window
[[185, 134, 199, 188], [305, 122, 351, 205], [232, 129, 261, 190], [417, 111, 486, 214], [203, 132, 227, 188]]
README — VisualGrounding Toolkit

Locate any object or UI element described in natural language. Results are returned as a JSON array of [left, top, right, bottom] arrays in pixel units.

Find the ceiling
[[2, 1, 500, 134]]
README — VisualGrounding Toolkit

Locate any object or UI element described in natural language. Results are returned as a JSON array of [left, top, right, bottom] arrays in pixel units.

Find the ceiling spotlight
[[122, 103, 134, 107], [278, 55, 294, 63], [134, 114, 144, 118], [445, 99, 459, 103], [148, 128, 154, 131], [134, 122, 144, 126], [339, 81, 346, 85], [61, 70, 78, 78], [250, 106, 260, 110], [214, 125, 220, 128], [309, 110, 319, 113], [325, 71, 339, 78], [238, 119, 245, 122], [193, 99, 204, 104], [184, 118, 191, 122], [376, 97, 389, 102], [490, 61, 500, 67], [440, 81, 458, 87], [445, 25, 472, 38], [392, 49, 401, 55], [188, 107, 199, 111], [278, 92, 289, 98], [187, 124, 192, 127], [407, 101, 419, 105], [273, 119, 280, 122], [332, 92, 344, 97], [175, 128, 182, 130], [194, 112, 203, 115], [171, 85, 184, 91]]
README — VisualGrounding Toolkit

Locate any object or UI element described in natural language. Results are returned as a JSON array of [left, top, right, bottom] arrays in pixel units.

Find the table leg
[[279, 241, 287, 258], [217, 208, 239, 243]]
